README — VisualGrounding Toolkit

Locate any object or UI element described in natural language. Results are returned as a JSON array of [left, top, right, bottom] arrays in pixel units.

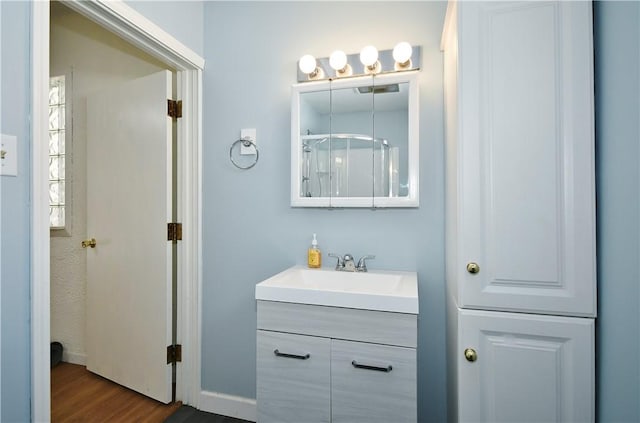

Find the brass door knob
[[466, 262, 480, 274], [82, 238, 97, 248], [464, 348, 477, 362]]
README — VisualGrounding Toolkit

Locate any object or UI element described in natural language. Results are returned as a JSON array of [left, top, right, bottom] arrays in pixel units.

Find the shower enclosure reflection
[[301, 133, 399, 198]]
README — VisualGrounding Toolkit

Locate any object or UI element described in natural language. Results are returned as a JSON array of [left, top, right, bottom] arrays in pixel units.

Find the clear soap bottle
[[307, 233, 321, 268]]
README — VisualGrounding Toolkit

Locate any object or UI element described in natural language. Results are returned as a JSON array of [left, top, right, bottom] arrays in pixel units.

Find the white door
[[453, 1, 596, 316], [85, 70, 174, 403], [457, 309, 594, 423]]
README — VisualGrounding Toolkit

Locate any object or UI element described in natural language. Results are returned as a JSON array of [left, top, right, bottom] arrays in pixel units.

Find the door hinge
[[168, 99, 182, 119], [167, 344, 182, 364], [168, 223, 182, 242]]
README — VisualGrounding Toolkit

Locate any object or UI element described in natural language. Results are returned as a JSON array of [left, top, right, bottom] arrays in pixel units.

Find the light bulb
[[329, 50, 348, 71], [299, 54, 317, 74], [329, 50, 352, 77], [359, 45, 379, 67], [393, 42, 413, 65]]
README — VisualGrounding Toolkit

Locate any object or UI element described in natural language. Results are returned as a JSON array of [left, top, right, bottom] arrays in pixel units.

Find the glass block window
[[49, 76, 66, 228]]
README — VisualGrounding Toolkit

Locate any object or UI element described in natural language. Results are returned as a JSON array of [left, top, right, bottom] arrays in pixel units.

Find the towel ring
[[229, 139, 259, 170]]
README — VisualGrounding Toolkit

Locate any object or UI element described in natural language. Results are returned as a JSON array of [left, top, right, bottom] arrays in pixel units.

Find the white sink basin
[[255, 265, 418, 314]]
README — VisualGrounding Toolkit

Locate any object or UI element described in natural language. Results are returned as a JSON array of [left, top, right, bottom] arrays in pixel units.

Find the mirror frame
[[290, 71, 419, 208]]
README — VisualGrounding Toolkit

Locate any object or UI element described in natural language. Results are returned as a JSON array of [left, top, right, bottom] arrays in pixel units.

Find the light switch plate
[[240, 128, 257, 155], [1, 134, 18, 177]]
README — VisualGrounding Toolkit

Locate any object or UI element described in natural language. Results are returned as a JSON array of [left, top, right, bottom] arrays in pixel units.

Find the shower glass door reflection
[[298, 76, 407, 205]]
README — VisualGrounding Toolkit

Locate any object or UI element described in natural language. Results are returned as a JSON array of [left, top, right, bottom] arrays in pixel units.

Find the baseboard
[[62, 351, 86, 366], [199, 390, 256, 422]]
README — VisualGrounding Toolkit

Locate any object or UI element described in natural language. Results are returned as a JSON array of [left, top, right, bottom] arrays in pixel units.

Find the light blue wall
[[0, 1, 33, 421], [201, 2, 447, 421], [124, 0, 204, 56], [594, 2, 640, 422]]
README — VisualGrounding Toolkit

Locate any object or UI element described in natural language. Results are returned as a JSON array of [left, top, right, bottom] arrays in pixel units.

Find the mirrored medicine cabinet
[[291, 71, 419, 208]]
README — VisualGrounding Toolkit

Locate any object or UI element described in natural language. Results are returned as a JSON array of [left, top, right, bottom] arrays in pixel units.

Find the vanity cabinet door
[[256, 330, 330, 423], [331, 339, 416, 423], [458, 309, 594, 422]]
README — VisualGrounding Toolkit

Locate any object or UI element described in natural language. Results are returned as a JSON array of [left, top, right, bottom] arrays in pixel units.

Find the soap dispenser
[[307, 233, 322, 268]]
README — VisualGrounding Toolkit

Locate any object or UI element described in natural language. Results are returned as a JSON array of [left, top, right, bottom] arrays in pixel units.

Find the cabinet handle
[[464, 348, 477, 362], [273, 349, 310, 360], [351, 360, 393, 373]]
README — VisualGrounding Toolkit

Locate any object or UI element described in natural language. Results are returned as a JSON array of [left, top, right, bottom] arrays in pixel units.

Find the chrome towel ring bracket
[[229, 138, 259, 170]]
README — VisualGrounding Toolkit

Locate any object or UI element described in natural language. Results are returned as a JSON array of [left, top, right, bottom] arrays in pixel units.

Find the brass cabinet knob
[[464, 348, 477, 362], [466, 262, 480, 274], [82, 238, 97, 248]]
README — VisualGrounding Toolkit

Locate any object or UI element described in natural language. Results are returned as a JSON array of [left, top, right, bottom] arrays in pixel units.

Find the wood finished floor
[[51, 362, 181, 422]]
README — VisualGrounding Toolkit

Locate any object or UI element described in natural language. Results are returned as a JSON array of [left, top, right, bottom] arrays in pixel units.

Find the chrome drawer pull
[[274, 349, 310, 360], [351, 360, 393, 372]]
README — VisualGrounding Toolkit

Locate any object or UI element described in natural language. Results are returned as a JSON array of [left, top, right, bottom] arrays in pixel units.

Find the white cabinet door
[[256, 330, 330, 423], [449, 1, 596, 316], [331, 339, 416, 423], [458, 309, 594, 423]]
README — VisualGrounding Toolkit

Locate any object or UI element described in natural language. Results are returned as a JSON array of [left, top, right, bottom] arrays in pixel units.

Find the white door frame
[[31, 1, 204, 421]]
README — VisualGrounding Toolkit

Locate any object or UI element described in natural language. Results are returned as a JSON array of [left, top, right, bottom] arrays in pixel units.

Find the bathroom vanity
[[255, 266, 418, 423]]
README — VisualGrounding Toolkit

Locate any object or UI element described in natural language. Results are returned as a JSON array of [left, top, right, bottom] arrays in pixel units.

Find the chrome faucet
[[356, 255, 376, 272], [328, 253, 376, 272]]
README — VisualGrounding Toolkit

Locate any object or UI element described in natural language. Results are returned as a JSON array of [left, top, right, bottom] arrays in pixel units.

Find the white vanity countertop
[[255, 265, 418, 314]]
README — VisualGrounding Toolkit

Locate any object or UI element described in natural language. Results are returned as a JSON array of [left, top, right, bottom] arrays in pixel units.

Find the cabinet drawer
[[256, 330, 330, 423], [257, 300, 417, 348], [331, 339, 417, 423]]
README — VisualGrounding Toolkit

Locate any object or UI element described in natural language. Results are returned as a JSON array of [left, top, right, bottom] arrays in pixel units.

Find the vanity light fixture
[[360, 45, 381, 74], [329, 50, 353, 77], [298, 54, 325, 80], [296, 43, 421, 82], [393, 42, 413, 70]]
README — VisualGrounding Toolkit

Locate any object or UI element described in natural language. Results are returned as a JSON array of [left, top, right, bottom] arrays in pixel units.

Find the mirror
[[291, 72, 419, 207]]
